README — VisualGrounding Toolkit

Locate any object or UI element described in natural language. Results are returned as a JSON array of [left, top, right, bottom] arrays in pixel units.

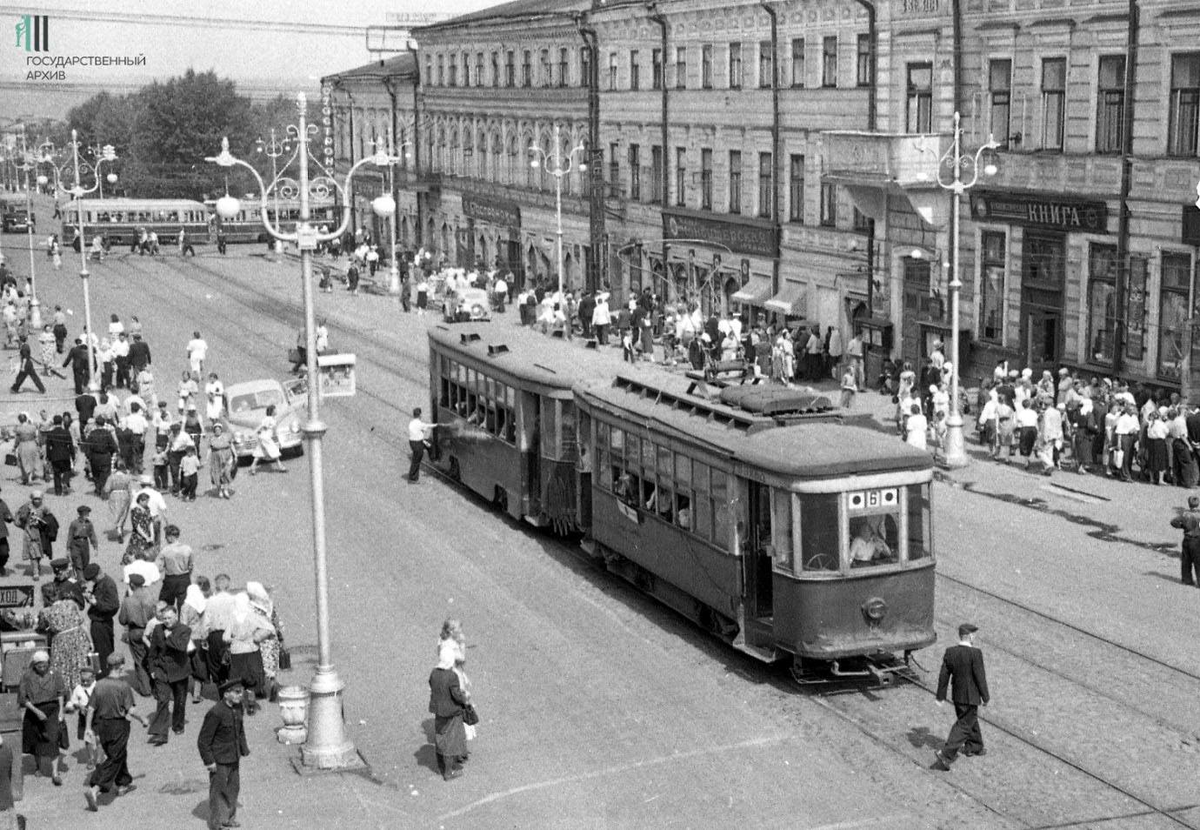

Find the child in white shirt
[[66, 667, 101, 769]]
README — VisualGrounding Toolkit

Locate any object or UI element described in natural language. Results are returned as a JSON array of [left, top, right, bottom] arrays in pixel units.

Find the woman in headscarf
[[103, 460, 133, 539], [246, 582, 283, 700], [123, 492, 154, 565], [437, 619, 473, 744], [38, 589, 92, 693], [207, 422, 235, 499], [223, 591, 273, 715], [14, 412, 41, 486], [18, 650, 67, 784], [180, 577, 210, 705], [428, 640, 470, 781]]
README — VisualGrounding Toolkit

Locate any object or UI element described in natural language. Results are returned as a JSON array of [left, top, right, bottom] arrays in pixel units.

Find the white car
[[225, 377, 306, 460]]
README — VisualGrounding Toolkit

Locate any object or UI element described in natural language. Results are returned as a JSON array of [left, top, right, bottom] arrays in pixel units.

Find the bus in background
[[61, 198, 209, 249], [206, 198, 337, 244]]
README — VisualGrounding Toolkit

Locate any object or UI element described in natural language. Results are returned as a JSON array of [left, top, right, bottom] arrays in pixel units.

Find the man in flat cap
[[44, 558, 86, 608], [67, 505, 98, 581], [84, 563, 120, 676], [934, 623, 990, 770], [117, 573, 157, 697], [197, 677, 250, 830]]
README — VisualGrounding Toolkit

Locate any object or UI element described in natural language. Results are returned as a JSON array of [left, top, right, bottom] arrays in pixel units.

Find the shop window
[[1158, 252, 1193, 381], [979, 231, 1005, 343], [1087, 244, 1119, 364]]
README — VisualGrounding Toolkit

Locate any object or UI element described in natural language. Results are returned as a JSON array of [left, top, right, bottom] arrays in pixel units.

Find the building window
[[1042, 57, 1066, 151], [425, 55, 432, 86], [608, 52, 618, 90], [490, 52, 499, 87], [907, 63, 933, 132], [788, 154, 804, 223], [856, 33, 872, 87], [820, 182, 836, 227], [652, 48, 663, 90], [650, 146, 663, 204], [1087, 243, 1120, 364], [1170, 54, 1200, 157], [630, 50, 640, 90], [558, 48, 569, 87], [676, 147, 687, 207], [540, 49, 551, 86], [1158, 252, 1193, 379], [979, 231, 1006, 344], [462, 53, 470, 86], [676, 46, 687, 89], [759, 41, 773, 89], [437, 54, 445, 86], [791, 38, 805, 88], [822, 36, 837, 88], [700, 149, 713, 210], [629, 144, 641, 201], [729, 42, 742, 89], [1096, 55, 1126, 154], [448, 55, 457, 87], [608, 142, 620, 197], [702, 45, 713, 88], [989, 59, 1012, 148], [476, 53, 485, 86], [758, 152, 772, 218], [729, 150, 742, 215], [522, 51, 532, 87], [505, 51, 515, 87]]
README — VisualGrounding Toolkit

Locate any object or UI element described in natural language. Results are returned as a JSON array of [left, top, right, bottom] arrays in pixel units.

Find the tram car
[[427, 323, 936, 682], [62, 198, 210, 248], [206, 198, 337, 244]]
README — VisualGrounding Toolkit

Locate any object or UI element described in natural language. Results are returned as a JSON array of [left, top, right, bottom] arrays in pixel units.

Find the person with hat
[[126, 331, 151, 377], [84, 653, 148, 811], [62, 338, 91, 396], [18, 650, 68, 784], [933, 623, 990, 771], [118, 573, 158, 697], [84, 562, 120, 675], [67, 505, 99, 580], [44, 557, 86, 609], [197, 677, 250, 829], [44, 414, 76, 496], [15, 491, 57, 581], [85, 414, 119, 497], [1170, 496, 1200, 586]]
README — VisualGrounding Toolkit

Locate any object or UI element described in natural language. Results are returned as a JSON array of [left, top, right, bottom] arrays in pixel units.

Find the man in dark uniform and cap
[[86, 415, 119, 496], [83, 563, 120, 677], [1170, 495, 1200, 586], [67, 505, 98, 580], [933, 623, 990, 770], [45, 557, 86, 607], [197, 677, 250, 830]]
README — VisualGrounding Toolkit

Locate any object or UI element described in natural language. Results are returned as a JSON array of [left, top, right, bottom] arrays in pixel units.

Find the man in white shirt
[[492, 274, 508, 313], [204, 373, 225, 423], [407, 408, 436, 483], [186, 332, 208, 376], [1114, 403, 1140, 482], [112, 332, 131, 389]]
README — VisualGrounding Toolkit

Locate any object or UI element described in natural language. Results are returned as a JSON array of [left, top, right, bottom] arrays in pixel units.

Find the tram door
[[746, 482, 774, 619], [519, 391, 542, 516]]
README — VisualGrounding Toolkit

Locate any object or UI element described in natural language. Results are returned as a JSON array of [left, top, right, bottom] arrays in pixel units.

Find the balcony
[[820, 130, 952, 225]]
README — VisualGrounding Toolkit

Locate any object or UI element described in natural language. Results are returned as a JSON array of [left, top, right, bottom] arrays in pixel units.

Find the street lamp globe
[[35, 174, 47, 187], [530, 158, 540, 170], [215, 194, 241, 219], [106, 172, 117, 184], [371, 194, 396, 219], [578, 162, 587, 172]]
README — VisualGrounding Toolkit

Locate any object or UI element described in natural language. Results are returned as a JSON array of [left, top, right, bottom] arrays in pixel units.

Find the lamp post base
[[27, 298, 41, 330], [387, 265, 401, 296], [299, 668, 362, 771], [943, 413, 969, 469]]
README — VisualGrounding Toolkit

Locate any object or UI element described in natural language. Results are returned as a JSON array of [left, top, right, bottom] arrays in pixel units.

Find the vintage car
[[442, 286, 492, 323], [225, 377, 307, 460]]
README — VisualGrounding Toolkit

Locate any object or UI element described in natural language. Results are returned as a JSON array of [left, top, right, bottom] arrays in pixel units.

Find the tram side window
[[560, 401, 578, 464], [674, 454, 692, 531], [800, 494, 839, 572], [710, 470, 732, 551], [540, 397, 559, 459], [906, 483, 931, 561], [596, 422, 611, 489], [692, 462, 712, 542], [771, 489, 794, 571]]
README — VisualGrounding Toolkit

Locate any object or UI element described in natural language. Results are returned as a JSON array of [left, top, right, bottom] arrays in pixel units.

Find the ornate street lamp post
[[12, 132, 43, 328], [369, 141, 413, 297], [206, 92, 390, 771], [924, 112, 999, 468], [38, 131, 116, 389], [529, 123, 587, 298]]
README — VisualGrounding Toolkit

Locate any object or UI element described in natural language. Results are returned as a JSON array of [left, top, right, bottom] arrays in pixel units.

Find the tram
[[206, 198, 337, 243], [61, 198, 210, 248], [427, 322, 937, 682]]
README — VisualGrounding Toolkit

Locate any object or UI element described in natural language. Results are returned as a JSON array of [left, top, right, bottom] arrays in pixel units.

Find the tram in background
[[206, 198, 337, 243], [427, 322, 937, 683], [61, 198, 209, 248]]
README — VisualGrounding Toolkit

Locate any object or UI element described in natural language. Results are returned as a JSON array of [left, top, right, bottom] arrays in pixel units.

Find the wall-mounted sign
[[462, 193, 520, 230], [662, 207, 778, 258], [317, 354, 356, 398], [970, 190, 1109, 234], [1126, 255, 1147, 361]]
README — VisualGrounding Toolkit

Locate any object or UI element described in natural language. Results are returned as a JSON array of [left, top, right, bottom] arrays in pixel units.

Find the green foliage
[[64, 70, 322, 200]]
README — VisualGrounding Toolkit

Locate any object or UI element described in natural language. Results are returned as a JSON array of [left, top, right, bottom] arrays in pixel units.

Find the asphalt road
[[3, 216, 1200, 829]]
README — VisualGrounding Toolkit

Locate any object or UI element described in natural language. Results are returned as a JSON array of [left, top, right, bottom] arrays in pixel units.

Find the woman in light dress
[[248, 405, 286, 476]]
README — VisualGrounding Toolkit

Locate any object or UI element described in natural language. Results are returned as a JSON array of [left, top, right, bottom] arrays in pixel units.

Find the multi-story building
[[325, 0, 1200, 393]]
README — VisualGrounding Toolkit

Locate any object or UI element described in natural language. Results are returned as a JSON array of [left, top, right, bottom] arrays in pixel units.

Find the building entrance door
[[1020, 305, 1062, 375]]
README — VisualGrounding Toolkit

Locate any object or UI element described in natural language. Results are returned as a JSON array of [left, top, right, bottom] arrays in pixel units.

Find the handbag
[[278, 646, 291, 671], [462, 703, 479, 726]]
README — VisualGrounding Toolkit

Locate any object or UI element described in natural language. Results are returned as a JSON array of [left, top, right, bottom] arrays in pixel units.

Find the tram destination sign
[[970, 191, 1109, 234], [662, 207, 778, 258]]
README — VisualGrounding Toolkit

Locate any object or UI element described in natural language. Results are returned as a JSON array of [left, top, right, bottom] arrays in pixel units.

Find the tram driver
[[849, 516, 896, 567]]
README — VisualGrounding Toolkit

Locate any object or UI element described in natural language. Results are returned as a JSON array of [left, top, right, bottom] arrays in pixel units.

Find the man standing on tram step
[[1170, 495, 1200, 586], [933, 622, 990, 771], [407, 408, 436, 483]]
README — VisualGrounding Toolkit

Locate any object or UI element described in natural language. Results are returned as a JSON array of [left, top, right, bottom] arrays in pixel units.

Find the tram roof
[[74, 198, 207, 209], [577, 375, 931, 478], [428, 321, 622, 389]]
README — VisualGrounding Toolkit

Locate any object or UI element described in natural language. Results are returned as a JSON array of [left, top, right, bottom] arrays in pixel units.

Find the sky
[[1, 0, 493, 120]]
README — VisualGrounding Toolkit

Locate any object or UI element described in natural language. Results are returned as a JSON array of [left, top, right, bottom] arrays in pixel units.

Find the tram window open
[[848, 514, 899, 568], [800, 494, 839, 571], [675, 494, 692, 530], [906, 483, 931, 560]]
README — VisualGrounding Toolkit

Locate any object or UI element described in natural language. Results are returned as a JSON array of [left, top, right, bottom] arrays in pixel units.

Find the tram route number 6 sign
[[848, 488, 897, 511]]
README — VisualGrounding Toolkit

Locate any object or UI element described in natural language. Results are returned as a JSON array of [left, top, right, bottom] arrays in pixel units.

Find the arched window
[[448, 127, 459, 176], [435, 127, 446, 172], [491, 134, 502, 183], [506, 134, 518, 185], [477, 130, 487, 180]]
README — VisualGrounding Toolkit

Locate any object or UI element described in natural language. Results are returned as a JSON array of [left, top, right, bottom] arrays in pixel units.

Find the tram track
[[108, 251, 1200, 829]]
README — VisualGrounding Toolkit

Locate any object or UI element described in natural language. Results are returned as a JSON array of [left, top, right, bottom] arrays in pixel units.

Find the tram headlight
[[861, 597, 888, 625]]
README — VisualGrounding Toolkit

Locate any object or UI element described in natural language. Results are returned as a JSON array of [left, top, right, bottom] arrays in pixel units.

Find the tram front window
[[800, 493, 839, 572], [848, 514, 899, 568]]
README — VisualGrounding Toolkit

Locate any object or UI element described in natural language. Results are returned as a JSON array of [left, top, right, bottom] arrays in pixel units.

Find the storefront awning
[[730, 275, 773, 305], [765, 281, 808, 316]]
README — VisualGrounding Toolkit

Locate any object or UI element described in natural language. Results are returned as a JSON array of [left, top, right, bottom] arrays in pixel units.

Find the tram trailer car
[[427, 323, 936, 682], [62, 198, 209, 248]]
